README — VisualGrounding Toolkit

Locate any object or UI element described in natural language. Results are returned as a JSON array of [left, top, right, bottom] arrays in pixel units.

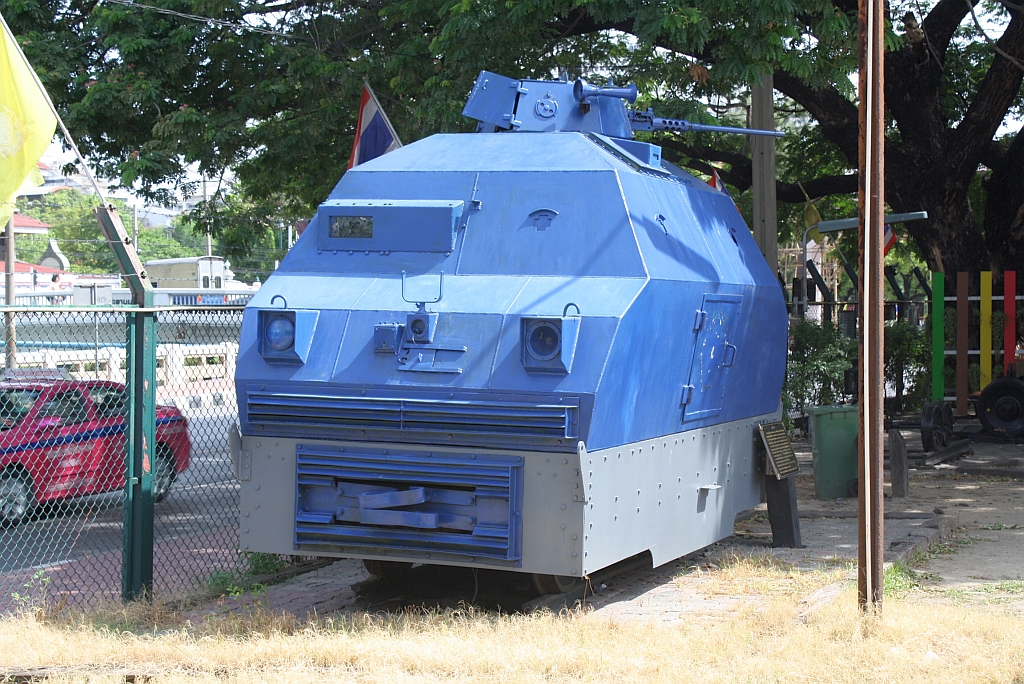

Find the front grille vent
[[247, 391, 579, 443], [294, 445, 523, 563]]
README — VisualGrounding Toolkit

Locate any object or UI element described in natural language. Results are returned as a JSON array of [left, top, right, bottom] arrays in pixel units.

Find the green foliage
[[178, 196, 285, 283], [15, 189, 197, 273], [885, 320, 930, 412], [785, 318, 930, 416], [784, 319, 857, 416], [207, 552, 286, 597], [883, 562, 933, 598], [3, 0, 1022, 271], [206, 570, 236, 595], [11, 569, 51, 608], [244, 551, 287, 576]]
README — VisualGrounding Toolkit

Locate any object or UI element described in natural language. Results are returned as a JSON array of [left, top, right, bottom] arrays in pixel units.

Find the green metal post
[[123, 298, 156, 600], [95, 207, 158, 601], [931, 271, 945, 402]]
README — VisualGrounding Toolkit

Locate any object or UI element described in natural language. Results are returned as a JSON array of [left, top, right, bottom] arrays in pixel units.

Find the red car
[[0, 374, 191, 525]]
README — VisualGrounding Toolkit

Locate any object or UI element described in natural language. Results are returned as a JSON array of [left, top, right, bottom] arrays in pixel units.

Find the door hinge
[[680, 385, 695, 406], [693, 310, 707, 331]]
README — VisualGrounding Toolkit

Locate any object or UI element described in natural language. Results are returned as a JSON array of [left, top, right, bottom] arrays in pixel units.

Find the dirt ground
[[797, 430, 1024, 590]]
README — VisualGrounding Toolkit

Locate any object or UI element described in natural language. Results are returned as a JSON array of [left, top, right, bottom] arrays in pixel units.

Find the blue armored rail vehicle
[[230, 71, 789, 592]]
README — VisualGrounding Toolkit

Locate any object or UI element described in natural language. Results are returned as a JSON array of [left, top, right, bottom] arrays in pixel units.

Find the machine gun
[[571, 76, 784, 138], [464, 71, 785, 139], [627, 106, 784, 138]]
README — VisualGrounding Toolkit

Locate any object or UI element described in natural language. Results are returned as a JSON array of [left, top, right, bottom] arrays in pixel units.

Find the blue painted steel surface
[[235, 71, 788, 571]]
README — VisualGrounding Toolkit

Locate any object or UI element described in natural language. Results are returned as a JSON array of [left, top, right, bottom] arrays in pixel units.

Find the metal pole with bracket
[[96, 209, 156, 601]]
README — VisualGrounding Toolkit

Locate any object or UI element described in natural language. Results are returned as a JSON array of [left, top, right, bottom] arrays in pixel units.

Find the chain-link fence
[[150, 307, 246, 598], [0, 305, 251, 611]]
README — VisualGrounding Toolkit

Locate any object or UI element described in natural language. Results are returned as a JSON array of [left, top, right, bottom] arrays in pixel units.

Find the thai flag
[[347, 82, 402, 169], [884, 224, 897, 256]]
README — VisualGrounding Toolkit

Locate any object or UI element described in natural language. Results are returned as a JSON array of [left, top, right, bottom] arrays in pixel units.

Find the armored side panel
[[234, 98, 788, 577]]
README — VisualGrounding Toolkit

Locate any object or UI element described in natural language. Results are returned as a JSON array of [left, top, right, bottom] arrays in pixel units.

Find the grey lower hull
[[234, 410, 776, 577]]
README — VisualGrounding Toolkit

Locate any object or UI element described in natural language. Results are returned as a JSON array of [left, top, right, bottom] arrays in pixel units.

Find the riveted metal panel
[[579, 411, 776, 573]]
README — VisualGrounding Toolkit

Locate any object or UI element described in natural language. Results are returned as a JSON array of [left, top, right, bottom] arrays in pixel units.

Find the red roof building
[[11, 214, 50, 235]]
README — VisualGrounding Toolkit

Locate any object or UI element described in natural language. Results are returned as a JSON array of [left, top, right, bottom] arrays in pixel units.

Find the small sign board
[[759, 421, 799, 479]]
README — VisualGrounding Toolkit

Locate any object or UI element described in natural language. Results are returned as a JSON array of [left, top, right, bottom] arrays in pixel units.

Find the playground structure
[[928, 270, 1024, 437]]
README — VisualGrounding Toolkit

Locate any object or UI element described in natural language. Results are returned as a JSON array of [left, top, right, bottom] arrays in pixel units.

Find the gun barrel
[[654, 118, 785, 137]]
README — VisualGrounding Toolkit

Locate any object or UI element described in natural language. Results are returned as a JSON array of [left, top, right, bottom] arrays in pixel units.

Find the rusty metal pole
[[858, 0, 885, 611]]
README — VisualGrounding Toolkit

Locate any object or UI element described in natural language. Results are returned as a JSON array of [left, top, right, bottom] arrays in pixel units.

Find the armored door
[[681, 294, 742, 421]]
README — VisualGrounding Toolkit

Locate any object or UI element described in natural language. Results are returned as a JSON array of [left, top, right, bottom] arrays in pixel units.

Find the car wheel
[[153, 446, 176, 503], [0, 471, 33, 526]]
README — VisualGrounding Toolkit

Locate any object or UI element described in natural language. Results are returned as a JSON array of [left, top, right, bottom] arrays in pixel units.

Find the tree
[[176, 196, 286, 282], [16, 189, 196, 273], [3, 0, 1022, 274]]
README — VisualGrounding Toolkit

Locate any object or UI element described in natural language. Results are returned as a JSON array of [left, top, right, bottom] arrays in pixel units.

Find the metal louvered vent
[[246, 390, 579, 444], [294, 445, 523, 564]]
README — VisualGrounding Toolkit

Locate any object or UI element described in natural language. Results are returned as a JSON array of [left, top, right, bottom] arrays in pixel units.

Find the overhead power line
[[101, 0, 318, 42]]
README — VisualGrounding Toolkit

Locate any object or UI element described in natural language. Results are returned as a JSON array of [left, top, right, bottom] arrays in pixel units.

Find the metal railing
[[11, 289, 255, 308]]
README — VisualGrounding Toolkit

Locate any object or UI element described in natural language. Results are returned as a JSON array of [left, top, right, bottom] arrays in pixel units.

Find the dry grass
[[2, 588, 1024, 683], [683, 552, 854, 598]]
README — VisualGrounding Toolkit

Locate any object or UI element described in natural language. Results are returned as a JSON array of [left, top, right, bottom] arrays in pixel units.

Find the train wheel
[[921, 401, 955, 451], [939, 402, 955, 445], [532, 574, 584, 596], [978, 378, 1024, 437], [363, 559, 414, 582], [920, 402, 940, 451]]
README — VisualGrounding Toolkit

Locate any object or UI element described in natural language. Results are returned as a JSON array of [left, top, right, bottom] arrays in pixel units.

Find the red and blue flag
[[884, 224, 897, 256], [709, 168, 737, 207], [347, 82, 402, 169]]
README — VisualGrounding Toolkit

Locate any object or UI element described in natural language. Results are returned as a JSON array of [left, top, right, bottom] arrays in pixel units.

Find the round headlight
[[526, 321, 561, 361], [265, 317, 295, 352]]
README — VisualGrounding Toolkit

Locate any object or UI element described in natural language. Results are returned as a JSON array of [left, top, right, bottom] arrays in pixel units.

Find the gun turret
[[462, 71, 784, 139], [628, 107, 784, 137]]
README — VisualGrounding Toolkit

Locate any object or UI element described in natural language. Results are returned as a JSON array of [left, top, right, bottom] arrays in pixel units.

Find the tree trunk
[[983, 130, 1024, 274]]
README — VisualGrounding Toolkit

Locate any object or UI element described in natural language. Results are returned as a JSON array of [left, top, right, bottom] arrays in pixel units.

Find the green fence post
[[95, 207, 157, 602], [123, 301, 156, 600], [931, 271, 945, 402]]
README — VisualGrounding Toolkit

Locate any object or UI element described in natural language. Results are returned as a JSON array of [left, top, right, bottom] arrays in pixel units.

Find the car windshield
[[0, 389, 40, 429]]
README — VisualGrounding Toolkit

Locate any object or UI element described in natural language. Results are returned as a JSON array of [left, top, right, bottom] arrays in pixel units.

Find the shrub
[[784, 319, 857, 417]]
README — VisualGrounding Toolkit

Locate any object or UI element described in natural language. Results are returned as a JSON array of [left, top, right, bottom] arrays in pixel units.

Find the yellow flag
[[798, 181, 823, 243], [0, 12, 58, 227]]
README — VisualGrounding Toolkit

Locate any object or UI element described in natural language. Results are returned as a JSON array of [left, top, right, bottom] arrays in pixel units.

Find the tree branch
[[661, 139, 859, 201], [982, 139, 1007, 168], [923, 0, 981, 59], [950, 12, 1024, 179], [983, 127, 1024, 268], [772, 71, 860, 163], [659, 139, 751, 169]]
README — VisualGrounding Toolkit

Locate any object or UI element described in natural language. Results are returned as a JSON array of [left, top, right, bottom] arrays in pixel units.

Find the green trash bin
[[808, 404, 859, 499]]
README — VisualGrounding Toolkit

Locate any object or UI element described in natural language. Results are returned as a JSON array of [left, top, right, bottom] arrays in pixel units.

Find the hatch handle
[[722, 343, 737, 368]]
